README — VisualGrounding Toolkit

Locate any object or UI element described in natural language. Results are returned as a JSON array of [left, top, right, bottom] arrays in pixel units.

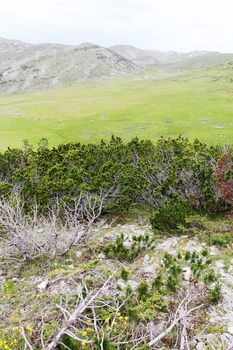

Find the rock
[[11, 277, 20, 282], [49, 280, 72, 296], [143, 254, 150, 263], [196, 342, 205, 350], [75, 251, 83, 258], [185, 240, 203, 253], [0, 276, 6, 284], [117, 279, 138, 291], [117, 279, 126, 290], [210, 246, 218, 256], [183, 267, 192, 281], [144, 265, 156, 275], [67, 264, 74, 269], [157, 237, 178, 251], [97, 253, 105, 259], [228, 326, 233, 335], [37, 279, 48, 291], [128, 280, 138, 290]]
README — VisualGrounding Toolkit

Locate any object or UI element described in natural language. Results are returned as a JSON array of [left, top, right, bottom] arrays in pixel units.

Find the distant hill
[[0, 38, 233, 94], [0, 39, 136, 93], [110, 44, 212, 66]]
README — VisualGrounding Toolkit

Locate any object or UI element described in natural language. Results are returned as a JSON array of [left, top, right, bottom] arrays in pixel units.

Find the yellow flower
[[81, 341, 86, 347], [82, 331, 87, 337], [118, 316, 123, 320], [105, 317, 110, 324], [86, 327, 93, 332], [125, 316, 129, 320], [87, 320, 91, 323], [117, 312, 121, 316], [26, 326, 33, 335]]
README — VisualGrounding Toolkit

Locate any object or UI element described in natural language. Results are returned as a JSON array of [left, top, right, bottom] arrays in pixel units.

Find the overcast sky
[[0, 0, 232, 52]]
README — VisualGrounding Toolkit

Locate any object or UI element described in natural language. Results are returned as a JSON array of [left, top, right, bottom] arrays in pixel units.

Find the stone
[[117, 279, 138, 291], [37, 279, 48, 291], [117, 279, 126, 290], [75, 251, 83, 258], [183, 267, 192, 281], [143, 254, 150, 263], [128, 280, 138, 290], [144, 265, 156, 274], [67, 264, 74, 269], [97, 253, 105, 259], [210, 246, 218, 256], [196, 342, 206, 350], [11, 277, 20, 282]]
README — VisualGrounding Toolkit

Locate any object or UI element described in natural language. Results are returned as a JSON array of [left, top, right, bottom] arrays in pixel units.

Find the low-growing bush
[[103, 233, 153, 262], [209, 233, 232, 247], [150, 198, 190, 232]]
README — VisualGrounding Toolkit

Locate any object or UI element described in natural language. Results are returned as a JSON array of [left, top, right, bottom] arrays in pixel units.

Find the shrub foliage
[[0, 136, 229, 215]]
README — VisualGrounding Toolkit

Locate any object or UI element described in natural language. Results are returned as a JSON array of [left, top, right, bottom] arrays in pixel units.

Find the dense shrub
[[0, 136, 228, 215], [150, 198, 190, 232], [209, 233, 232, 247]]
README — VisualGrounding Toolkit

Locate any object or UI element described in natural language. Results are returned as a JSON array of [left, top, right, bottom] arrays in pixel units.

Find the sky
[[0, 0, 232, 52]]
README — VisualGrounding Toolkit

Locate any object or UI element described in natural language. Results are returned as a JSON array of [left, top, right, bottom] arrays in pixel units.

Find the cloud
[[0, 0, 232, 52]]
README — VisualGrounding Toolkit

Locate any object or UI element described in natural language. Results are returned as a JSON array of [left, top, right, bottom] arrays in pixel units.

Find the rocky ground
[[0, 213, 232, 349]]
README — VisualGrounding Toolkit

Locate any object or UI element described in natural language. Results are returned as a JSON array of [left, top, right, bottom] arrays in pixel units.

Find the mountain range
[[0, 38, 232, 93]]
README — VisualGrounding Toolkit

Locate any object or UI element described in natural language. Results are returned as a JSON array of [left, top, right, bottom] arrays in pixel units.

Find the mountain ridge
[[0, 38, 233, 94]]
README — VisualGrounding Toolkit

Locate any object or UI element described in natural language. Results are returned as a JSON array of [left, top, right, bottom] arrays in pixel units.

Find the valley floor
[[0, 64, 233, 149]]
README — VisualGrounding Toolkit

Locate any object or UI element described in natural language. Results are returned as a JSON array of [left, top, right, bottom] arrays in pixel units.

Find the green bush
[[103, 233, 153, 262], [209, 233, 232, 247], [150, 198, 190, 232], [0, 136, 226, 215]]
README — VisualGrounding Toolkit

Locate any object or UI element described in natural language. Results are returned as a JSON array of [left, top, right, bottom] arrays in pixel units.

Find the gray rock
[[210, 246, 218, 256], [196, 342, 205, 350], [144, 265, 156, 275], [11, 277, 20, 282], [67, 264, 74, 270], [37, 279, 48, 291], [97, 253, 105, 259], [75, 251, 83, 258], [117, 279, 138, 291], [143, 254, 150, 263], [183, 267, 192, 281]]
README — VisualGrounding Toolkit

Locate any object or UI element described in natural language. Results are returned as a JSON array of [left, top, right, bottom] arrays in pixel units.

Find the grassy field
[[0, 67, 232, 149]]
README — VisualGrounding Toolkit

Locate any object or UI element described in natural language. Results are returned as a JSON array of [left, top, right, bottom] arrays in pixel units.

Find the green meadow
[[0, 68, 232, 149]]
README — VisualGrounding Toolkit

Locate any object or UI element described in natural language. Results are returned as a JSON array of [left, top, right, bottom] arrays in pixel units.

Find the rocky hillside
[[0, 38, 136, 94], [110, 44, 211, 66], [1, 38, 233, 94], [110, 45, 233, 71]]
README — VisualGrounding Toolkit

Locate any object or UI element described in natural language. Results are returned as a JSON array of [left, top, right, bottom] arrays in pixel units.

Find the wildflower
[[105, 317, 110, 324], [125, 316, 129, 320], [86, 327, 93, 332], [82, 331, 87, 337], [117, 312, 121, 316], [118, 316, 123, 320], [26, 326, 33, 335], [87, 320, 91, 323], [81, 341, 86, 347]]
